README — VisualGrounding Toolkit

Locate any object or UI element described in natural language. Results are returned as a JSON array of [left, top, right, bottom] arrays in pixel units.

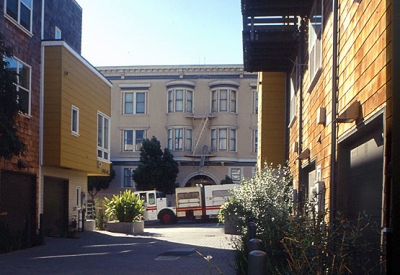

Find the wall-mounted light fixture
[[336, 100, 360, 123], [317, 107, 326, 125], [18, 159, 29, 168], [298, 148, 310, 160]]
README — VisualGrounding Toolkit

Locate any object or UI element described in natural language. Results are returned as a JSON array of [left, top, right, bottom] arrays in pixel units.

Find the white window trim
[[253, 129, 258, 153], [123, 91, 147, 115], [123, 129, 146, 152], [71, 105, 80, 136], [6, 56, 32, 116], [55, 26, 62, 39], [76, 186, 81, 208], [253, 89, 258, 114], [97, 111, 111, 161], [4, 0, 33, 33], [308, 0, 323, 88], [123, 167, 135, 188]]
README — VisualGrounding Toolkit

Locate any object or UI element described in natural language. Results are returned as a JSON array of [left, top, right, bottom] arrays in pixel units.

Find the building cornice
[[97, 65, 257, 79]]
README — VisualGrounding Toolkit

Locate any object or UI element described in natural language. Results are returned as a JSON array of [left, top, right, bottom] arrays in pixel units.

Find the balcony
[[242, 0, 313, 72]]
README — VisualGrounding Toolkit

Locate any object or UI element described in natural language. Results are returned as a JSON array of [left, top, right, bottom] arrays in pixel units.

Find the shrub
[[222, 163, 382, 275], [94, 198, 106, 229], [104, 190, 144, 222]]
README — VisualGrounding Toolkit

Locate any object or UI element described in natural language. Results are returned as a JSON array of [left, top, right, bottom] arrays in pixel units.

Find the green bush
[[104, 190, 144, 222], [221, 163, 382, 275]]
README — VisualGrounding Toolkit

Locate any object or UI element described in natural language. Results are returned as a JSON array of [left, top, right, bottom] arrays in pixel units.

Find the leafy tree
[[133, 136, 179, 194], [0, 32, 25, 159], [88, 165, 115, 201], [220, 175, 234, 184]]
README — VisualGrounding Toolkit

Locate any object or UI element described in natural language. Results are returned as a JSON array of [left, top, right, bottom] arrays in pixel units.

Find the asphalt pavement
[[0, 221, 238, 275]]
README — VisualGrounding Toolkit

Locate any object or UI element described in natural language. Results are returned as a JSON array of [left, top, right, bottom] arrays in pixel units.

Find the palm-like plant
[[104, 190, 144, 222]]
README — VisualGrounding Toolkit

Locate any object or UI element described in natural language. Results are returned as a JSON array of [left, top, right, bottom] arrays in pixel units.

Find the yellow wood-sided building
[[41, 41, 111, 234]]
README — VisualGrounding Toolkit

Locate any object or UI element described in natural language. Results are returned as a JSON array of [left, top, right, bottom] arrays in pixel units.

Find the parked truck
[[136, 184, 238, 224]]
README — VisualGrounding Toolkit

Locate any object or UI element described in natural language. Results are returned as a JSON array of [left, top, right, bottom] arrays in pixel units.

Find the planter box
[[105, 221, 144, 234], [224, 214, 240, 235], [85, 219, 96, 231]]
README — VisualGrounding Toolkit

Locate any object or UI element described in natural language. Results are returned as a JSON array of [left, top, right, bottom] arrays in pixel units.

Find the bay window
[[211, 88, 237, 113], [167, 88, 193, 113], [167, 127, 192, 151], [211, 127, 237, 152]]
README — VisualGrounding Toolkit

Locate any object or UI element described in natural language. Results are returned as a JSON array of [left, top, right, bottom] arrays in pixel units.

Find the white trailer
[[204, 184, 238, 218], [175, 186, 203, 220], [136, 184, 237, 224]]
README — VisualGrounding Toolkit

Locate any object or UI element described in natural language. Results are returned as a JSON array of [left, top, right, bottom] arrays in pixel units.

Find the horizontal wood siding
[[258, 72, 286, 167], [43, 45, 111, 175], [287, 0, 390, 210]]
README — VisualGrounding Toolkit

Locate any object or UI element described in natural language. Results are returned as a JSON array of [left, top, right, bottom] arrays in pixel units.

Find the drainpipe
[[330, 0, 339, 224], [297, 18, 305, 207]]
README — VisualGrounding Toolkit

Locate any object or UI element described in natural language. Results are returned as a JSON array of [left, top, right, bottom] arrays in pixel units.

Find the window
[[219, 129, 227, 150], [185, 129, 192, 151], [309, 0, 322, 85], [211, 88, 237, 113], [230, 90, 236, 113], [175, 129, 183, 150], [55, 27, 62, 39], [76, 186, 81, 207], [167, 88, 193, 113], [167, 128, 192, 151], [123, 92, 146, 114], [253, 129, 258, 153], [123, 130, 145, 151], [124, 168, 134, 187], [230, 129, 236, 151], [71, 105, 79, 135], [253, 90, 258, 114], [148, 193, 156, 205], [5, 57, 31, 115], [230, 168, 242, 182], [97, 112, 110, 161], [5, 0, 32, 32], [289, 63, 298, 127], [210, 127, 237, 152]]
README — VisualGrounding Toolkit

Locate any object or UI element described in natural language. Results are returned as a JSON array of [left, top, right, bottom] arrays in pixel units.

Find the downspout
[[38, 0, 45, 220], [330, 0, 339, 223], [297, 18, 305, 207]]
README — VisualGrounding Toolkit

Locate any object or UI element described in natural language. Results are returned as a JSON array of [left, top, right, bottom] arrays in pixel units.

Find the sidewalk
[[0, 222, 237, 275]]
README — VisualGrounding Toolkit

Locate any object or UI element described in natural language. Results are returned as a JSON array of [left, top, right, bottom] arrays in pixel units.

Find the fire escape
[[242, 0, 313, 72], [186, 112, 216, 169]]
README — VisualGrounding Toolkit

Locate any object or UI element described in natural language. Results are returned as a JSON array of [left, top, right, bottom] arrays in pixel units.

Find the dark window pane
[[20, 4, 31, 30], [6, 0, 18, 21], [18, 88, 29, 114]]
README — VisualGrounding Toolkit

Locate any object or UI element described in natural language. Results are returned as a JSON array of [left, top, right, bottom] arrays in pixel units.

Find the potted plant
[[218, 197, 242, 235], [104, 190, 145, 234]]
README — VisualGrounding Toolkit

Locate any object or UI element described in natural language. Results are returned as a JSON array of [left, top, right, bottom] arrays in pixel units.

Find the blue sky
[[77, 0, 243, 67]]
